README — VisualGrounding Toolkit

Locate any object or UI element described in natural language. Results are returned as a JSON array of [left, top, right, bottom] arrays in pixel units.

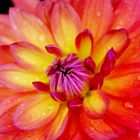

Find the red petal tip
[[45, 45, 63, 57], [32, 81, 49, 92]]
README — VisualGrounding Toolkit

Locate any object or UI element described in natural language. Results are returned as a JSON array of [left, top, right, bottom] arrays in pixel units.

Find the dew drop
[[97, 12, 101, 17], [124, 102, 133, 109]]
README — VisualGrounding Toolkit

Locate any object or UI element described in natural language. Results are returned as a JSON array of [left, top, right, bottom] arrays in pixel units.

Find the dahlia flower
[[0, 0, 140, 139]]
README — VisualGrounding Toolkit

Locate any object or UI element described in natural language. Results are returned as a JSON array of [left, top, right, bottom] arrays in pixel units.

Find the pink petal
[[75, 29, 94, 59], [50, 0, 81, 54], [9, 8, 54, 49], [0, 15, 17, 44], [100, 48, 116, 76], [33, 81, 49, 92], [112, 0, 140, 30], [12, 0, 39, 13], [14, 94, 60, 130], [84, 56, 96, 73], [45, 45, 63, 57]]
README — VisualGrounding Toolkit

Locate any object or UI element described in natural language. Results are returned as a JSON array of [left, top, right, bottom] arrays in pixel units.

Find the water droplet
[[97, 12, 101, 17], [124, 102, 133, 109]]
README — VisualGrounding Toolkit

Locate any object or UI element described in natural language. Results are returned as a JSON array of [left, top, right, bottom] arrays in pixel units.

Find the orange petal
[[10, 42, 55, 71], [14, 94, 60, 130], [51, 0, 81, 54], [92, 29, 130, 66], [9, 8, 54, 49], [58, 110, 79, 140], [0, 63, 48, 91], [35, 0, 53, 26], [80, 112, 126, 140], [117, 36, 140, 65], [112, 0, 140, 30], [103, 63, 140, 98], [79, 0, 113, 41], [12, 0, 39, 13], [0, 93, 32, 134], [83, 90, 109, 119], [108, 97, 140, 130], [75, 29, 94, 59], [46, 105, 69, 140], [0, 45, 14, 64], [0, 15, 17, 44]]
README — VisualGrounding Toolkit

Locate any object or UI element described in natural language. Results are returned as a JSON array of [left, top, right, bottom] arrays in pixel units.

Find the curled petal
[[93, 29, 130, 66], [0, 63, 48, 91], [14, 94, 60, 130], [32, 81, 50, 92], [51, 0, 81, 54], [100, 48, 116, 76], [84, 56, 96, 73], [83, 90, 109, 119], [45, 45, 63, 57], [9, 8, 54, 49], [75, 29, 94, 59], [50, 91, 66, 103]]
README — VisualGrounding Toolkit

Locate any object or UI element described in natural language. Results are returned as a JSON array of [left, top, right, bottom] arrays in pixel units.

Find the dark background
[[0, 0, 13, 13]]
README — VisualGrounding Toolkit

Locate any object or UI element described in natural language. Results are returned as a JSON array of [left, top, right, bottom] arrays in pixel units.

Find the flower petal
[[35, 0, 53, 26], [0, 63, 48, 91], [92, 29, 130, 66], [14, 94, 60, 130], [100, 48, 116, 76], [108, 97, 140, 130], [10, 42, 55, 71], [9, 8, 54, 49], [0, 45, 14, 64], [103, 63, 140, 98], [80, 112, 125, 140], [75, 29, 94, 59], [118, 36, 140, 64], [83, 90, 109, 119], [112, 0, 140, 30], [12, 0, 39, 13], [46, 105, 69, 140], [58, 110, 79, 140], [79, 0, 113, 41], [51, 0, 81, 54], [0, 93, 32, 134], [0, 15, 17, 44]]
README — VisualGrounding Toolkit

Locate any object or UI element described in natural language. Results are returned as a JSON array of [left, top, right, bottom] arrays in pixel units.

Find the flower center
[[47, 54, 90, 101]]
